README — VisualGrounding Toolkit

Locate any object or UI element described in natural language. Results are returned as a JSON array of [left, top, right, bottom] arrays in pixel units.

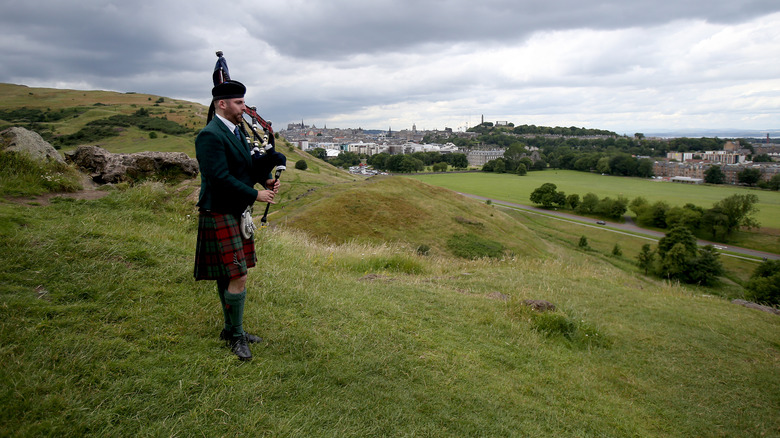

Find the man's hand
[[266, 178, 280, 193], [257, 189, 275, 203]]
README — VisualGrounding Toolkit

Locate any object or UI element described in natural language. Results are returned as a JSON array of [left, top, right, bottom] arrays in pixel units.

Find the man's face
[[219, 98, 246, 125]]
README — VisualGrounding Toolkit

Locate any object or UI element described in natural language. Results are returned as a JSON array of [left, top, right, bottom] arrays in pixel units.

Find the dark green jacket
[[195, 117, 258, 216]]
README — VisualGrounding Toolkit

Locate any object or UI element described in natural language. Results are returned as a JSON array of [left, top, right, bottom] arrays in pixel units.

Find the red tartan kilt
[[194, 211, 256, 281]]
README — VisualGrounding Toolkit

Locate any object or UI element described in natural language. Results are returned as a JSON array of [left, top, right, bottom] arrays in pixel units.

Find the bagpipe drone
[[209, 51, 286, 235]]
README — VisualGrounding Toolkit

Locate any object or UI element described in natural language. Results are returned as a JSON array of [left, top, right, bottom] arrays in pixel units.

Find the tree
[[665, 205, 702, 231], [704, 165, 725, 184], [612, 243, 623, 256], [637, 244, 655, 275], [769, 174, 780, 191], [701, 206, 730, 240], [432, 162, 448, 172], [530, 183, 565, 208], [575, 192, 599, 215], [578, 236, 589, 248], [636, 159, 654, 178], [294, 159, 308, 170], [714, 193, 760, 236], [638, 201, 670, 228], [629, 196, 649, 218], [685, 246, 724, 286], [752, 154, 772, 162], [737, 168, 762, 186], [449, 153, 469, 169], [656, 227, 723, 284], [531, 159, 547, 171], [744, 260, 780, 305], [609, 154, 638, 176], [504, 143, 527, 162], [310, 147, 327, 161], [596, 156, 611, 174], [515, 163, 527, 176], [493, 158, 507, 173], [566, 193, 580, 210], [658, 226, 698, 259], [595, 196, 628, 219]]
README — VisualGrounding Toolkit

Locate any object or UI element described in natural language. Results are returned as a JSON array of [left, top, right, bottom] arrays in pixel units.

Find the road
[[457, 192, 779, 262]]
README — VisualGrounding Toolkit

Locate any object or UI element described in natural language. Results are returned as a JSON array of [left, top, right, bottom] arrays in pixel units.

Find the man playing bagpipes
[[193, 53, 285, 361]]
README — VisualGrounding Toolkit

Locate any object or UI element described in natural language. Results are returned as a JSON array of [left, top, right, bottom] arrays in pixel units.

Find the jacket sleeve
[[196, 129, 258, 207]]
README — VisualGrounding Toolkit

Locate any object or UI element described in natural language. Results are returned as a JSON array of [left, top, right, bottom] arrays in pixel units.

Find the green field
[[409, 170, 780, 232], [2, 179, 779, 436]]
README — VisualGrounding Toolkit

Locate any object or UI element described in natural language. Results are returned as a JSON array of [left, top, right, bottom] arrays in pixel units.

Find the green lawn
[[409, 170, 780, 231], [1, 181, 779, 436]]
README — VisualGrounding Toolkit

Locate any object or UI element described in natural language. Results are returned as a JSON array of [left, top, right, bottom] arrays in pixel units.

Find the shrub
[[446, 233, 504, 259], [578, 236, 588, 248], [507, 303, 610, 349], [744, 260, 780, 305], [612, 243, 623, 256], [295, 159, 308, 171]]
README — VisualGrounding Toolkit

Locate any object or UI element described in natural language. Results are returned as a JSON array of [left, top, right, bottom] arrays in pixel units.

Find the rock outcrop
[[66, 145, 199, 184], [0, 127, 65, 163]]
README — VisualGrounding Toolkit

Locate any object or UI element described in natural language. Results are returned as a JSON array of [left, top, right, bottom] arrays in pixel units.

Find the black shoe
[[220, 329, 262, 344], [243, 332, 263, 344], [230, 335, 252, 361]]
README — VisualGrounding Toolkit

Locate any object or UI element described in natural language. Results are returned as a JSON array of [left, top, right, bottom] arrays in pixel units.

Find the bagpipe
[[209, 51, 286, 233]]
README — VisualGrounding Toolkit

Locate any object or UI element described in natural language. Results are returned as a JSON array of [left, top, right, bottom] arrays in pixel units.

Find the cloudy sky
[[2, 0, 780, 135]]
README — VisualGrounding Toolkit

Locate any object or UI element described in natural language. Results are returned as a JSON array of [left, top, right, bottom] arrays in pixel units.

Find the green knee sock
[[217, 280, 231, 331], [224, 289, 246, 338]]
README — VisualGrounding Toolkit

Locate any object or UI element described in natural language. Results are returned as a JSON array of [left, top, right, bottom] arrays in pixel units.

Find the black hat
[[212, 80, 246, 101]]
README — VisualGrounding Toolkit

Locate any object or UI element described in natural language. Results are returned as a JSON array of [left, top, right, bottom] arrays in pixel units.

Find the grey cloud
[[249, 0, 780, 59]]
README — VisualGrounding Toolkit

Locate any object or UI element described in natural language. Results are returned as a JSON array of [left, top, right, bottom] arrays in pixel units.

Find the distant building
[[671, 176, 703, 184], [467, 150, 504, 167]]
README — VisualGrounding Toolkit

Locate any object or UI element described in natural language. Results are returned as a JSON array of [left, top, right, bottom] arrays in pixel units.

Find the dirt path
[[7, 176, 111, 206]]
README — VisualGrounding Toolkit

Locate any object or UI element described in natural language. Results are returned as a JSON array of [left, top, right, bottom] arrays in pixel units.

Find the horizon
[[4, 81, 780, 140]]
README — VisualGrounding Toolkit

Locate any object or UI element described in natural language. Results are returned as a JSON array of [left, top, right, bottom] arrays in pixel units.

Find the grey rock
[[1, 127, 65, 163], [65, 145, 199, 184], [731, 299, 780, 316]]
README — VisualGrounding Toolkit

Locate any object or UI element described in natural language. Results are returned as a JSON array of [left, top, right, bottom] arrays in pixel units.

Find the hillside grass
[[499, 206, 760, 298], [408, 171, 780, 254], [1, 173, 779, 436], [0, 83, 207, 156], [271, 175, 548, 259]]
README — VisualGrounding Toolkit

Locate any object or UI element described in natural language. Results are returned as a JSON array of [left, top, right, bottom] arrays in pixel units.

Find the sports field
[[408, 170, 780, 231]]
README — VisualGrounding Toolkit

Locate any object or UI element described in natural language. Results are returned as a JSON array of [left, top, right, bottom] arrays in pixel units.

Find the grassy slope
[[1, 181, 778, 437], [1, 84, 779, 436], [272, 175, 548, 258], [0, 83, 207, 156]]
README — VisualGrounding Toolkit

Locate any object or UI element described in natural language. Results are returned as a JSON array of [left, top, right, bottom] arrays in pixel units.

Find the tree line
[[629, 194, 760, 240], [529, 183, 629, 220], [309, 148, 469, 173], [529, 182, 761, 240]]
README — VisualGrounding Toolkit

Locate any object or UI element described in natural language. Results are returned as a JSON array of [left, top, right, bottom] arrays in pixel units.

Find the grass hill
[[271, 175, 548, 258], [0, 83, 207, 155], [2, 176, 778, 436], [1, 85, 779, 436]]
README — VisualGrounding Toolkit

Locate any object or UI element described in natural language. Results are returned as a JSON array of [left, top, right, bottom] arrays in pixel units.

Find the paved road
[[458, 192, 779, 262]]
